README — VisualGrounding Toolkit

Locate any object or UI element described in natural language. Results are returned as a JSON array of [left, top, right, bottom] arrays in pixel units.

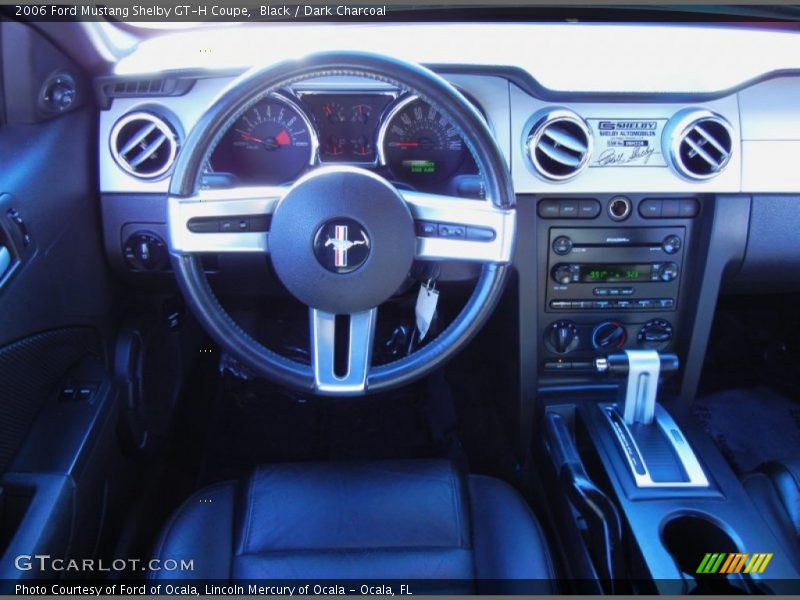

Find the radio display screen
[[578, 264, 651, 283]]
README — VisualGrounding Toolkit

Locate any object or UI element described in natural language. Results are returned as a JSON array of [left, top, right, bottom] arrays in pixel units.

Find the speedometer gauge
[[379, 97, 470, 185], [210, 95, 315, 185]]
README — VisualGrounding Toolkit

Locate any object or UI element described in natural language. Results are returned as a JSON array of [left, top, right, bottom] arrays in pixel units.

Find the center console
[[533, 194, 701, 380], [523, 193, 798, 593]]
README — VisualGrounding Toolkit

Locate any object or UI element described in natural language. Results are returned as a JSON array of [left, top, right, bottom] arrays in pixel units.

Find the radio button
[[550, 300, 572, 309], [636, 299, 655, 309], [579, 199, 601, 218], [616, 300, 633, 309], [662, 235, 682, 254], [620, 287, 635, 296], [538, 199, 560, 218], [594, 287, 610, 296], [658, 262, 679, 282], [658, 298, 675, 308], [608, 288, 622, 296], [552, 264, 574, 285], [559, 200, 579, 218], [552, 236, 573, 255], [639, 198, 662, 218]]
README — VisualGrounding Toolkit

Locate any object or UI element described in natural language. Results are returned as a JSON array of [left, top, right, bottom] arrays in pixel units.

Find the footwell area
[[695, 293, 800, 475], [694, 387, 800, 475]]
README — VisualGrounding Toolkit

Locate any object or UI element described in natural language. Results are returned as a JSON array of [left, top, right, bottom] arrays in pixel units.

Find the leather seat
[[153, 460, 556, 592], [743, 459, 800, 566]]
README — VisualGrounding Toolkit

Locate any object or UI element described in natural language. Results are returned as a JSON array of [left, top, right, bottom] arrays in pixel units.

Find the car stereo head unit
[[546, 227, 685, 312]]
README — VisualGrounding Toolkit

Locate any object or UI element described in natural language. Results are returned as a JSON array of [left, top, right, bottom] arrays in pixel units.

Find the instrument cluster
[[205, 89, 482, 196]]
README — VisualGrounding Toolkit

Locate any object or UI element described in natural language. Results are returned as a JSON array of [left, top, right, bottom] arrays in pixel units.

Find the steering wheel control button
[[313, 218, 371, 274], [552, 235, 573, 255], [437, 224, 466, 239], [269, 167, 415, 315]]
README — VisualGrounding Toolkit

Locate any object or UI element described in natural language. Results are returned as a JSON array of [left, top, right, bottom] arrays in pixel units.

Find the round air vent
[[524, 108, 592, 181], [666, 109, 733, 180], [110, 111, 179, 179]]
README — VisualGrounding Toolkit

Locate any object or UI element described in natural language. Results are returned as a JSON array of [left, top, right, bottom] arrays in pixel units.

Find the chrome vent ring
[[666, 109, 733, 180], [525, 108, 592, 181], [110, 111, 179, 179]]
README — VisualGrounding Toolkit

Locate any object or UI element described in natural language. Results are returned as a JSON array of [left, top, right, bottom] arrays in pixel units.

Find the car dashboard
[[97, 21, 800, 396]]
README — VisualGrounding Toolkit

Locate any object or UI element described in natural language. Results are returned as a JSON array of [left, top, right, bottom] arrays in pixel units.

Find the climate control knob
[[638, 319, 673, 348], [592, 320, 627, 351], [545, 320, 579, 355]]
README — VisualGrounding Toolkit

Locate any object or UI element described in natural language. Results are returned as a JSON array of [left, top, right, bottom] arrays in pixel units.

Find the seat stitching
[[240, 469, 258, 555]]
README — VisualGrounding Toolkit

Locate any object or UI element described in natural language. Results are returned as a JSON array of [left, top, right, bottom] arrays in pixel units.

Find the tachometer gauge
[[211, 95, 315, 185], [379, 97, 470, 185]]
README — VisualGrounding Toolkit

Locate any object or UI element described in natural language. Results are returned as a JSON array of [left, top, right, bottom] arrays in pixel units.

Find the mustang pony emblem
[[324, 225, 369, 268]]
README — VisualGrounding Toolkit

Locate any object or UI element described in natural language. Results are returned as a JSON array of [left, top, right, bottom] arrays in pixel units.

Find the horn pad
[[268, 167, 416, 314]]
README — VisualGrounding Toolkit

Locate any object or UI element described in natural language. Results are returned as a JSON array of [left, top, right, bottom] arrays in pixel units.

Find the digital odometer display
[[579, 264, 651, 283]]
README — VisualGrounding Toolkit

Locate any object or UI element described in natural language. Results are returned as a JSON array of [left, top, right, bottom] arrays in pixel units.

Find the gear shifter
[[595, 350, 708, 488]]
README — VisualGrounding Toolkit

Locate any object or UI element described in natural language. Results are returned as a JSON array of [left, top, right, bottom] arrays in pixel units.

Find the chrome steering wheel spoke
[[168, 185, 288, 254], [400, 190, 515, 263], [310, 307, 377, 395]]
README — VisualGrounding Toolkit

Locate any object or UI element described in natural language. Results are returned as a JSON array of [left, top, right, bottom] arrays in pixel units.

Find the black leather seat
[[743, 459, 800, 566], [153, 460, 556, 592]]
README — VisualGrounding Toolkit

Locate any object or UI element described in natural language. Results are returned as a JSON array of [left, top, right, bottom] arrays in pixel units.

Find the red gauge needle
[[239, 132, 264, 143]]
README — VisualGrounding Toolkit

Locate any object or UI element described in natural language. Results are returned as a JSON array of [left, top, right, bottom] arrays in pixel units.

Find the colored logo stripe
[[696, 553, 773, 574]]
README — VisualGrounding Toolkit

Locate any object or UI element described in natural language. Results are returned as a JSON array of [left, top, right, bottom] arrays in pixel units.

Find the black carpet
[[694, 386, 800, 475]]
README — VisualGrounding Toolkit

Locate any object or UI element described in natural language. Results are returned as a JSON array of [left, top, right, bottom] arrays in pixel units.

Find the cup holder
[[661, 513, 750, 594]]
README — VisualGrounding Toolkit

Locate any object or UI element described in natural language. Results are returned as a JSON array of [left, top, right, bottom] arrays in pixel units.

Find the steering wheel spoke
[[310, 308, 377, 395], [400, 190, 515, 263], [168, 186, 287, 254]]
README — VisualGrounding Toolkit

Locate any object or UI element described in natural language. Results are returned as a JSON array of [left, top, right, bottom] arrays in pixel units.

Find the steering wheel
[[167, 52, 516, 396]]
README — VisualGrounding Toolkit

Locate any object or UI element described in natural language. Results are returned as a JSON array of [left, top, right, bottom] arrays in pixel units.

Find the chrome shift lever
[[595, 351, 679, 425]]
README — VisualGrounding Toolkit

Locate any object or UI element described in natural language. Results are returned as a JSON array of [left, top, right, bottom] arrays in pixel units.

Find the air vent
[[525, 109, 592, 181], [110, 112, 179, 179], [667, 109, 733, 180]]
